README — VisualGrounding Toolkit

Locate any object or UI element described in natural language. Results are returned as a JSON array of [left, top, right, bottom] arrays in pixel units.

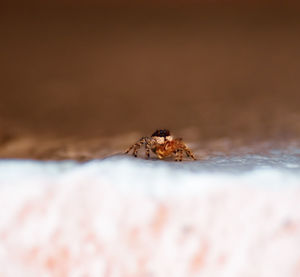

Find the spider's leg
[[175, 149, 184, 162], [125, 144, 135, 154], [132, 138, 146, 157], [125, 137, 149, 158], [183, 145, 196, 160], [134, 137, 152, 158], [132, 146, 139, 157], [145, 142, 151, 159]]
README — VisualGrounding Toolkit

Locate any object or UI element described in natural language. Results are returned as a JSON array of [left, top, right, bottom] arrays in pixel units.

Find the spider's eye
[[151, 129, 170, 137]]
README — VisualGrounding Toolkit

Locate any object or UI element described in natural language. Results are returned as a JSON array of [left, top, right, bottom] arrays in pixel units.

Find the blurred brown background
[[1, 2, 300, 159]]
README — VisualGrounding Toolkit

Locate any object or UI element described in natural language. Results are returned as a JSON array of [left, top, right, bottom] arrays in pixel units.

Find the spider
[[125, 129, 196, 161]]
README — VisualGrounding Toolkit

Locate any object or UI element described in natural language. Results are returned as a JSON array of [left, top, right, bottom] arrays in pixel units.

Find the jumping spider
[[125, 129, 196, 161]]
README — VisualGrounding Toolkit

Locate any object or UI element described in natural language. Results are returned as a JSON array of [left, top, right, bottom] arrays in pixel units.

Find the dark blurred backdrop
[[1, 2, 300, 144]]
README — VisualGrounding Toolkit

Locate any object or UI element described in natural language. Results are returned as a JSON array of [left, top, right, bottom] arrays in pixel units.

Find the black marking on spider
[[151, 129, 170, 137]]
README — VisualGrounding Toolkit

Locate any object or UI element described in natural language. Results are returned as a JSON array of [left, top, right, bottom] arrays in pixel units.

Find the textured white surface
[[0, 155, 300, 277]]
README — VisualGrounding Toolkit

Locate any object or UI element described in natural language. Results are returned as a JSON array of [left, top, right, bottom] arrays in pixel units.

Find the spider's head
[[151, 129, 170, 137], [151, 129, 173, 144]]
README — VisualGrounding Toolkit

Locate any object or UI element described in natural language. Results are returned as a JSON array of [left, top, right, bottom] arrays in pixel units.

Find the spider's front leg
[[174, 139, 196, 161], [175, 149, 184, 162], [183, 144, 196, 160], [125, 137, 151, 158]]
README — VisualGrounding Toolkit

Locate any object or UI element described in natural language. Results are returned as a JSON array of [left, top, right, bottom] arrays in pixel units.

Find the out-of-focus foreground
[[0, 157, 300, 277]]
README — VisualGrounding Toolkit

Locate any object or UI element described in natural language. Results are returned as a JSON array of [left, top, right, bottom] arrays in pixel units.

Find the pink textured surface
[[0, 162, 300, 277]]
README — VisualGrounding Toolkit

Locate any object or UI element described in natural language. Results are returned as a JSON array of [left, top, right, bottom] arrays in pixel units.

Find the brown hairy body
[[125, 129, 196, 161]]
